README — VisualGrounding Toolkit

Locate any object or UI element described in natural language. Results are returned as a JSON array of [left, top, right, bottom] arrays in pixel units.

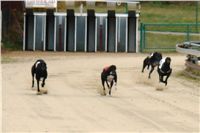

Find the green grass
[[141, 32, 200, 52], [189, 34, 200, 41], [140, 2, 200, 52], [140, 2, 199, 24], [145, 33, 184, 49], [140, 2, 200, 33], [144, 24, 200, 33]]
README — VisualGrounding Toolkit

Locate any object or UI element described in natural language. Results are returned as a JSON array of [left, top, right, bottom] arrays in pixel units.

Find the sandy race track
[[1, 52, 200, 133]]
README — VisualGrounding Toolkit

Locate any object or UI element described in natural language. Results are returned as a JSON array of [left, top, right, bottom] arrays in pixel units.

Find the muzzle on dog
[[107, 75, 114, 82]]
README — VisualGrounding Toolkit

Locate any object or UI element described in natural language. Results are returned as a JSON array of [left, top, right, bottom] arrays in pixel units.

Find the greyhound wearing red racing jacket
[[101, 65, 117, 95]]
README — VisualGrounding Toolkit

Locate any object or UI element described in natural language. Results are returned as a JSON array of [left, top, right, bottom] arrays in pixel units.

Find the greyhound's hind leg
[[142, 57, 149, 72]]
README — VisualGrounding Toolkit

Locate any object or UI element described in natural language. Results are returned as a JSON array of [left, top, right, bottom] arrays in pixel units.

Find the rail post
[[140, 23, 143, 52], [186, 24, 190, 41], [196, 1, 199, 33], [143, 24, 146, 50]]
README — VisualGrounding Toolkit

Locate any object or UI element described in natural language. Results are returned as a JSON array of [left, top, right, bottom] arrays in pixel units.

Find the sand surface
[[1, 52, 199, 132]]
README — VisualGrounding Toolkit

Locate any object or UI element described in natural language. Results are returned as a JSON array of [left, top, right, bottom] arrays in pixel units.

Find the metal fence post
[[143, 24, 146, 50], [125, 3, 128, 13], [140, 23, 143, 52], [196, 1, 199, 33], [186, 24, 190, 41]]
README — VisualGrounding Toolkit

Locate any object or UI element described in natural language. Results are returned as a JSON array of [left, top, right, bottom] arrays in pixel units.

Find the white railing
[[176, 41, 200, 78], [176, 41, 200, 57]]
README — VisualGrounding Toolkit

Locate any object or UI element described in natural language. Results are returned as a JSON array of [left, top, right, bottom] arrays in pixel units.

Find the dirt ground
[[1, 51, 200, 133]]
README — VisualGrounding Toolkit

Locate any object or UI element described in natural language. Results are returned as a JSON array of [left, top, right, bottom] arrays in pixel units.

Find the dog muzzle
[[107, 75, 114, 82]]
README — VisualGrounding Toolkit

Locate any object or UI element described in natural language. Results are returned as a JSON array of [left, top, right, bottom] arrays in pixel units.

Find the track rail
[[185, 61, 200, 71], [176, 41, 200, 57], [176, 41, 200, 78]]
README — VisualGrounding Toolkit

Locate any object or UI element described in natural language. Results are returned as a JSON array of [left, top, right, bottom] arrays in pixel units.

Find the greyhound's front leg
[[159, 75, 162, 82], [164, 69, 172, 86], [37, 79, 40, 92], [148, 66, 154, 79], [101, 80, 106, 95], [159, 75, 164, 83], [41, 78, 46, 87], [32, 76, 34, 87], [106, 81, 110, 88], [31, 67, 35, 88], [142, 63, 147, 73], [109, 81, 114, 95]]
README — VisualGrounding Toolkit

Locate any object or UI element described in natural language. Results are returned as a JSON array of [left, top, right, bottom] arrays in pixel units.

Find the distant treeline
[[1, 1, 24, 50]]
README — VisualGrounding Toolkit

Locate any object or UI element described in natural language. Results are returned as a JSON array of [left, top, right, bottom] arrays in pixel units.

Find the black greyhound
[[142, 52, 162, 78], [31, 59, 48, 94], [101, 65, 117, 95], [157, 57, 172, 86]]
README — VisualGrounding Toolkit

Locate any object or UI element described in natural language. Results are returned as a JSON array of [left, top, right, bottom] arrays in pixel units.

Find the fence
[[140, 23, 200, 52]]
